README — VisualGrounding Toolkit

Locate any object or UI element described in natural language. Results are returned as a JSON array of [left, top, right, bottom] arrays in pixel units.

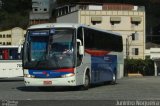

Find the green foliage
[[1, 0, 31, 13], [124, 59, 155, 76], [0, 0, 31, 30]]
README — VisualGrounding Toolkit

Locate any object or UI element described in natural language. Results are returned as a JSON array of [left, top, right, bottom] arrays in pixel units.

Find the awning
[[110, 17, 121, 22], [131, 17, 142, 22], [91, 17, 102, 22]]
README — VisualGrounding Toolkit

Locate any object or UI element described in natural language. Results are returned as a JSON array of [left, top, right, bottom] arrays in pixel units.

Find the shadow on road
[[17, 86, 81, 92], [16, 82, 118, 92], [0, 78, 23, 82]]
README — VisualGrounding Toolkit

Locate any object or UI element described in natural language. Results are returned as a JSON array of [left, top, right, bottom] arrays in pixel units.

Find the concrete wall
[[57, 11, 79, 23]]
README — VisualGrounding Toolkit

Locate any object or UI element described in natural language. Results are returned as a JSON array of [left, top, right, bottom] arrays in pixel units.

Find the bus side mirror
[[76, 39, 84, 55], [18, 45, 22, 53], [79, 45, 84, 55]]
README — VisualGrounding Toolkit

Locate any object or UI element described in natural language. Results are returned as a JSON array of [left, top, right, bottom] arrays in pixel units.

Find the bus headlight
[[24, 74, 35, 78], [61, 73, 75, 78]]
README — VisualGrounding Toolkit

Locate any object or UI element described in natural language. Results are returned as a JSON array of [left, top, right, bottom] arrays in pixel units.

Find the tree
[[0, 0, 31, 30]]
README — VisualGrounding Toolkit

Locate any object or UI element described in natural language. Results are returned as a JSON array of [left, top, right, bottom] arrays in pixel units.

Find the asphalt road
[[0, 76, 160, 106]]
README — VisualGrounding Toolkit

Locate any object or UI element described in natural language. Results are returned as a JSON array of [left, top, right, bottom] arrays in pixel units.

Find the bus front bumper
[[24, 76, 77, 87]]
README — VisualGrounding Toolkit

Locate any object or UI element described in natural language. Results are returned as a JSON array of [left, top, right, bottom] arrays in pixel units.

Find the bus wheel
[[80, 74, 90, 90], [110, 73, 116, 85]]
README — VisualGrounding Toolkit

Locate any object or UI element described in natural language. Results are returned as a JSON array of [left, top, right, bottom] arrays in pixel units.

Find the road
[[0, 76, 160, 106]]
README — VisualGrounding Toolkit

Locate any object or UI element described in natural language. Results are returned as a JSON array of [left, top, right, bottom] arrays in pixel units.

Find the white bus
[[0, 46, 23, 78], [22, 23, 123, 90]]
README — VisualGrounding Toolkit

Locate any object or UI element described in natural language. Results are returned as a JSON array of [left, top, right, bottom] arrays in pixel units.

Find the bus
[[0, 45, 23, 78], [22, 23, 123, 90]]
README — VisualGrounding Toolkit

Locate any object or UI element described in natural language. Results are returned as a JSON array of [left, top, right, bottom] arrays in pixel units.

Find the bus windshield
[[24, 28, 75, 70]]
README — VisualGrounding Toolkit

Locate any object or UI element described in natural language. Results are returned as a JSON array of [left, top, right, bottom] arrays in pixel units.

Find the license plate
[[43, 81, 52, 85]]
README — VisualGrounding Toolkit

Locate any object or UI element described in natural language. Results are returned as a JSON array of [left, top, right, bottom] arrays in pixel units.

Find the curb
[[128, 73, 143, 77]]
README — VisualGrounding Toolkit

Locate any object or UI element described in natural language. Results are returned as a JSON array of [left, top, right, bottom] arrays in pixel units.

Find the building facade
[[0, 27, 26, 46], [57, 4, 146, 59], [30, 0, 56, 25]]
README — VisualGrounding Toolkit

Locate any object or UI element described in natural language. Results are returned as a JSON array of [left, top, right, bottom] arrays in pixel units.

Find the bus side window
[[2, 49, 9, 60], [77, 27, 83, 66], [77, 27, 83, 44], [0, 49, 2, 59]]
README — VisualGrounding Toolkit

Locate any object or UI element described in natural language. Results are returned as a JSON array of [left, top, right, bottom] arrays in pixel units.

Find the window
[[34, 8, 38, 11], [3, 42, 5, 45], [77, 27, 83, 44], [44, 8, 47, 11], [77, 27, 83, 66], [0, 48, 21, 60], [131, 32, 139, 40], [91, 17, 102, 25], [7, 42, 11, 45], [131, 17, 141, 26], [0, 34, 2, 38], [7, 34, 11, 38], [3, 34, 5, 38], [132, 48, 139, 55], [110, 17, 121, 25], [84, 28, 123, 52]]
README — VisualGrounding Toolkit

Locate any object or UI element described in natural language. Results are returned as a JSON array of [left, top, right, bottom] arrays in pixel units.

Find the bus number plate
[[43, 81, 52, 85]]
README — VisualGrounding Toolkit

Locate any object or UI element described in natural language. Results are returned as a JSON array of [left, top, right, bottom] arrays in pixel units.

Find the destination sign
[[30, 30, 49, 36]]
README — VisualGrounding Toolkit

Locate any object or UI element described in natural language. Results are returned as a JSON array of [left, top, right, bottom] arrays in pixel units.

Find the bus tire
[[80, 74, 90, 90], [110, 73, 116, 85]]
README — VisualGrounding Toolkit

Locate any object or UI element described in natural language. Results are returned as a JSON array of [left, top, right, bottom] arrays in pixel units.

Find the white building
[[0, 27, 26, 46], [30, 0, 56, 25], [145, 48, 160, 76], [57, 4, 146, 59]]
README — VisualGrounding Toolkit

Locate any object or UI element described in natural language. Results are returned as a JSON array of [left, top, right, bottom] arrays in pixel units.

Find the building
[[0, 27, 26, 46], [29, 0, 56, 25], [145, 48, 160, 76], [57, 3, 146, 59]]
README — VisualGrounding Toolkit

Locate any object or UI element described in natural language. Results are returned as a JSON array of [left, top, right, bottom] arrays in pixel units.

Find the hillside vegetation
[[0, 0, 31, 30]]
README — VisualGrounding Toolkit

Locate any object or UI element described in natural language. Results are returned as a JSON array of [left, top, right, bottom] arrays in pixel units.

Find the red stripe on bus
[[85, 49, 110, 56], [55, 68, 74, 73]]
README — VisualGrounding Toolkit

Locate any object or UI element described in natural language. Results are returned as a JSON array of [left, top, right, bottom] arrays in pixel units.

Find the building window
[[34, 8, 38, 11], [0, 42, 2, 45], [131, 32, 139, 40], [7, 34, 11, 38], [132, 48, 139, 55], [91, 17, 102, 25], [6, 42, 11, 45], [3, 42, 5, 45], [3, 34, 5, 38], [110, 17, 121, 25], [44, 8, 47, 11], [131, 17, 142, 26], [0, 34, 2, 38]]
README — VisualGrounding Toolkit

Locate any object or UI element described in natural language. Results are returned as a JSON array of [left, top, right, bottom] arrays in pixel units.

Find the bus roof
[[0, 45, 19, 48], [28, 23, 80, 29], [28, 23, 121, 36]]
